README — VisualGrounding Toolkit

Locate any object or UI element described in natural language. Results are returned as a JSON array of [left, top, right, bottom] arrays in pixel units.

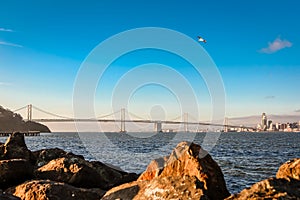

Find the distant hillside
[[0, 106, 50, 133]]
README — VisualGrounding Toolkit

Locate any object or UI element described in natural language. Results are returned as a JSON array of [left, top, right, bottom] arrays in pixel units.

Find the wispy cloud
[[265, 95, 275, 99], [0, 41, 22, 48], [259, 37, 292, 54], [0, 82, 12, 86], [295, 109, 300, 113], [0, 27, 14, 32]]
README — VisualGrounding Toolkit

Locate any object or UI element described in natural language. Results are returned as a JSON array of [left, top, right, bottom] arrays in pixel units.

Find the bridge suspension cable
[[128, 111, 149, 120], [13, 105, 28, 113], [188, 114, 200, 122], [170, 115, 181, 121], [94, 110, 121, 119], [32, 105, 73, 119]]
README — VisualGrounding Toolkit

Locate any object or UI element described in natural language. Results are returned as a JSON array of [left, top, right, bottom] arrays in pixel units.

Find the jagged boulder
[[102, 175, 208, 200], [276, 158, 300, 181], [5, 180, 105, 200], [32, 147, 84, 168], [227, 158, 300, 200], [0, 159, 33, 189], [0, 132, 33, 161], [103, 141, 230, 200], [90, 160, 139, 188], [226, 178, 300, 200], [34, 156, 138, 190]]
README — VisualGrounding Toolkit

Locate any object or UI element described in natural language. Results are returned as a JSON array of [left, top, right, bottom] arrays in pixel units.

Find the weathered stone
[[226, 178, 300, 200], [32, 147, 84, 168], [138, 141, 230, 200], [103, 141, 229, 200], [102, 175, 209, 200], [0, 159, 33, 189], [5, 180, 105, 200], [1, 132, 33, 161], [276, 158, 300, 181], [90, 161, 139, 188], [35, 156, 138, 190]]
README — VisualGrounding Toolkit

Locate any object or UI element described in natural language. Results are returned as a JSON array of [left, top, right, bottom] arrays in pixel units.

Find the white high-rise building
[[261, 113, 267, 131]]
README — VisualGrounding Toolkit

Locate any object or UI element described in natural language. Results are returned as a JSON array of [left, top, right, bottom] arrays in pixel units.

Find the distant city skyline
[[1, 0, 300, 128]]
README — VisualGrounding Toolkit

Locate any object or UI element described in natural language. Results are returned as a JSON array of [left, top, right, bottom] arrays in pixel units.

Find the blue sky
[[1, 0, 300, 122]]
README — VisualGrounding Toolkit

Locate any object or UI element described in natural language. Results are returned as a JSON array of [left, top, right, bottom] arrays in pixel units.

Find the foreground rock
[[6, 180, 105, 200], [34, 156, 138, 190], [0, 132, 33, 161], [226, 178, 300, 200], [276, 158, 300, 181], [0, 159, 33, 189], [102, 175, 207, 200], [2, 132, 299, 199], [0, 132, 138, 191], [32, 147, 84, 168], [102, 141, 230, 200], [227, 158, 300, 200]]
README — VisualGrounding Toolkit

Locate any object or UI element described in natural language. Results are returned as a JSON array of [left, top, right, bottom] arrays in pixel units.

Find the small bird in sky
[[197, 36, 207, 43]]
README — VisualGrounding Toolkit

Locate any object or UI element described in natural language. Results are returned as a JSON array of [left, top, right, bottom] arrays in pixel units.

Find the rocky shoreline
[[0, 132, 299, 200]]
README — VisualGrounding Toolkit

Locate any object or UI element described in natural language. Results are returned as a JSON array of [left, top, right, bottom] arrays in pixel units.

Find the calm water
[[1, 132, 299, 194]]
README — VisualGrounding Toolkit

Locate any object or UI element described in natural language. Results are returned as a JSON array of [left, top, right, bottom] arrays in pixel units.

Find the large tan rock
[[226, 177, 300, 200], [276, 158, 300, 181], [34, 156, 138, 190], [103, 141, 230, 200], [139, 141, 230, 199], [102, 175, 208, 200], [5, 180, 105, 200], [0, 159, 33, 189]]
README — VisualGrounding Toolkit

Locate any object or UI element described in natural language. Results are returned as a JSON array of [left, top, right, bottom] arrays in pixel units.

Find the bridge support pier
[[120, 108, 126, 133], [27, 104, 32, 121], [154, 121, 162, 133], [224, 117, 228, 132], [184, 113, 188, 132]]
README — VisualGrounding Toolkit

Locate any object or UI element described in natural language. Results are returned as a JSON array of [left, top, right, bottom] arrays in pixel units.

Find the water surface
[[1, 132, 299, 194]]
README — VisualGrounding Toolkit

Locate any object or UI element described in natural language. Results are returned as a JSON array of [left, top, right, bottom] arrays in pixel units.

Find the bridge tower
[[183, 113, 188, 132], [224, 117, 228, 132], [120, 108, 126, 133], [27, 104, 32, 121], [154, 121, 162, 132]]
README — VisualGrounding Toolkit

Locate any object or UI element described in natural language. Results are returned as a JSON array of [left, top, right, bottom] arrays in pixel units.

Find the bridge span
[[13, 104, 256, 132]]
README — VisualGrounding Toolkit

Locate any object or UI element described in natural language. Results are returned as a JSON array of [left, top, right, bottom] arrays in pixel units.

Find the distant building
[[280, 123, 287, 131], [275, 123, 280, 131], [154, 121, 162, 132], [261, 113, 267, 131], [267, 120, 274, 131]]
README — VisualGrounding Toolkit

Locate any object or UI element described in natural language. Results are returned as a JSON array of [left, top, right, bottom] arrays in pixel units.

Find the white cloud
[[259, 37, 292, 54], [0, 27, 14, 32], [0, 41, 22, 48]]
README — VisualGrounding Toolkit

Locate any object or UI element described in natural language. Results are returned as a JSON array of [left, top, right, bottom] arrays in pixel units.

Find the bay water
[[1, 132, 299, 194]]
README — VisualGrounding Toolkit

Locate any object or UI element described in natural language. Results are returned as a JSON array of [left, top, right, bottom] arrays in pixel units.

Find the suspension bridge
[[13, 104, 255, 132]]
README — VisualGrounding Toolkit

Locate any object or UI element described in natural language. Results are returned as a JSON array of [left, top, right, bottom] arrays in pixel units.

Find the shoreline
[[0, 132, 299, 199]]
